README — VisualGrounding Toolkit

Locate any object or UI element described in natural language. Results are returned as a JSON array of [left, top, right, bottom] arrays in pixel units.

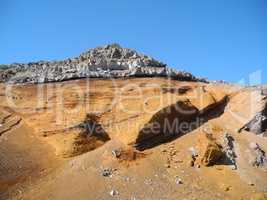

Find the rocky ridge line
[[0, 44, 207, 84]]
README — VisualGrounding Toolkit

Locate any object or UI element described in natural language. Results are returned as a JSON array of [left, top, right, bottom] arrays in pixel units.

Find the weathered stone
[[223, 133, 237, 169], [0, 44, 206, 84], [110, 190, 119, 197], [242, 103, 267, 135], [249, 142, 267, 168]]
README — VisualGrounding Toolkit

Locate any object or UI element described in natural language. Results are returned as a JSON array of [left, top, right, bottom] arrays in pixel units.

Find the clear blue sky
[[1, 0, 266, 83]]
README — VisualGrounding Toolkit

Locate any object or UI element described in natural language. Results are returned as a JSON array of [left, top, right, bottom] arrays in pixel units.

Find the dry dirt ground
[[0, 78, 266, 200]]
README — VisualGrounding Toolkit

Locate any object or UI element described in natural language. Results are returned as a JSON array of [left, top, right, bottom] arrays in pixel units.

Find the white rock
[[175, 178, 183, 185], [110, 190, 119, 197]]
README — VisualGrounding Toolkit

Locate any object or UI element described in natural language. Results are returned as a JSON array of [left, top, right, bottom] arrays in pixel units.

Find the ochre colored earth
[[0, 78, 266, 200]]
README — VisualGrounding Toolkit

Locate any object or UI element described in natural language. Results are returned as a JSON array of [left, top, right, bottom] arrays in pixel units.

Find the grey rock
[[249, 142, 267, 168], [109, 190, 119, 197], [243, 106, 267, 135], [175, 178, 183, 185], [111, 149, 121, 158], [0, 44, 207, 84], [223, 133, 237, 170]]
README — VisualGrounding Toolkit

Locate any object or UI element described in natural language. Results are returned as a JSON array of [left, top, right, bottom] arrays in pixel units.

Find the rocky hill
[[0, 44, 206, 84], [1, 45, 267, 200]]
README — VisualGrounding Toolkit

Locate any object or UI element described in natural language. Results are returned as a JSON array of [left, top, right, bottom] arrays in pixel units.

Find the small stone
[[161, 149, 167, 153], [111, 149, 121, 158], [101, 168, 114, 177], [196, 164, 201, 168], [224, 186, 231, 191], [189, 147, 198, 157], [175, 178, 183, 185], [0, 124, 3, 127], [189, 160, 195, 167], [249, 182, 255, 186], [165, 163, 170, 168], [110, 190, 119, 197]]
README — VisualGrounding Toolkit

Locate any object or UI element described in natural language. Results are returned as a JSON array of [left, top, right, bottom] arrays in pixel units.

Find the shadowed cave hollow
[[135, 97, 229, 151]]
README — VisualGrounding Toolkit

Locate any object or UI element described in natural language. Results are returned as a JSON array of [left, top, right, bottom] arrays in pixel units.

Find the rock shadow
[[134, 96, 229, 151]]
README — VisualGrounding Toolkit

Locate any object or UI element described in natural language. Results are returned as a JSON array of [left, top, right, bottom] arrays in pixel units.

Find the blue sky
[[0, 0, 266, 83]]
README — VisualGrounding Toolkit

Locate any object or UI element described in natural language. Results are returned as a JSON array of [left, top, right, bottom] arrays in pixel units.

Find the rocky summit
[[0, 44, 205, 84]]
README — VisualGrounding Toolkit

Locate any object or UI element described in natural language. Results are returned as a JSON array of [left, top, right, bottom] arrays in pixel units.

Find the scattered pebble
[[110, 190, 119, 197], [224, 186, 231, 191], [189, 147, 198, 157], [189, 159, 195, 167], [111, 149, 121, 158], [101, 168, 116, 177], [0, 124, 2, 127], [164, 163, 170, 168], [248, 182, 255, 186], [175, 178, 183, 185]]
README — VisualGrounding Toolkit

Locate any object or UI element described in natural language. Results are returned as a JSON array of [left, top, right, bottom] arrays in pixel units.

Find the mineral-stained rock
[[0, 44, 206, 84]]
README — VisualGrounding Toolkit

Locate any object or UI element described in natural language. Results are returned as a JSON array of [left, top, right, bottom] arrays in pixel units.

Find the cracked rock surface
[[0, 44, 206, 84]]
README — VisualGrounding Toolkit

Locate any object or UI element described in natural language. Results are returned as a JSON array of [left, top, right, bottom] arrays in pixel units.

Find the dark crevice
[[134, 96, 229, 151]]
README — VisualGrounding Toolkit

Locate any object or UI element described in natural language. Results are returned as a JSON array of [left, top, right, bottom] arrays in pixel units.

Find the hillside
[[0, 45, 266, 200]]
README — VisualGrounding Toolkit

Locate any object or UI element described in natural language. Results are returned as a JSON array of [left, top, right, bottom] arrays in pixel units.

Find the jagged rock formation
[[238, 87, 267, 135], [0, 44, 206, 84], [243, 107, 267, 135]]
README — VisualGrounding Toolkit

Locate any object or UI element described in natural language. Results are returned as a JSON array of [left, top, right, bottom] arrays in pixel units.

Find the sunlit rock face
[[0, 44, 206, 84]]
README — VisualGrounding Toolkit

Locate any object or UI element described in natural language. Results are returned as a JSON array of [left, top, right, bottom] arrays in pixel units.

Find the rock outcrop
[[249, 142, 267, 168], [0, 44, 206, 84], [201, 139, 224, 166], [243, 106, 267, 135]]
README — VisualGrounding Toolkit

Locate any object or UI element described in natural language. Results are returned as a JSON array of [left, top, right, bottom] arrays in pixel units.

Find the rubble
[[101, 168, 116, 177]]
